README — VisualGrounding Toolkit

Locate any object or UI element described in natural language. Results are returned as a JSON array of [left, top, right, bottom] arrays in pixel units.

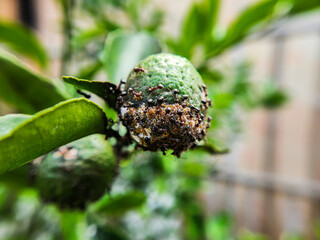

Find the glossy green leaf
[[0, 21, 47, 67], [101, 30, 161, 84], [226, 0, 277, 42], [63, 76, 118, 108], [0, 114, 31, 136], [288, 0, 320, 15], [0, 115, 32, 189], [0, 51, 68, 114], [91, 191, 146, 215], [207, 0, 277, 57], [0, 98, 107, 175], [177, 0, 220, 58]]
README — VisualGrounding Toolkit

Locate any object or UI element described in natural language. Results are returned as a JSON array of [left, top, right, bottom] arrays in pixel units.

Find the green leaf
[[63, 76, 118, 108], [177, 0, 220, 58], [0, 114, 31, 136], [61, 211, 87, 240], [205, 212, 233, 240], [0, 21, 47, 67], [0, 98, 107, 175], [91, 191, 146, 215], [0, 51, 68, 114], [288, 0, 320, 15], [76, 60, 103, 80], [101, 30, 161, 84], [194, 144, 229, 155], [207, 0, 277, 57], [259, 82, 288, 109]]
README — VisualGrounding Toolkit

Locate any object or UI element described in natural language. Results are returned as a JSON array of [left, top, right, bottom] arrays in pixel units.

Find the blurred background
[[0, 0, 319, 239]]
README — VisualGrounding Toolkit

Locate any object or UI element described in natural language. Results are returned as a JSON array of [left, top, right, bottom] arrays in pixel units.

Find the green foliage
[[101, 30, 161, 83], [0, 114, 31, 136], [61, 211, 87, 240], [0, 0, 318, 239], [0, 51, 67, 114], [259, 82, 288, 109], [0, 21, 48, 67], [0, 187, 63, 240], [0, 99, 107, 174], [205, 212, 233, 240], [63, 76, 118, 108], [288, 0, 320, 15], [174, 0, 220, 58], [90, 191, 146, 216], [207, 0, 278, 57]]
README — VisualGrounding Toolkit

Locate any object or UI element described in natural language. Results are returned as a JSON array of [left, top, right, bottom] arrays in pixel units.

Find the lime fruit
[[33, 135, 116, 209], [116, 53, 211, 157]]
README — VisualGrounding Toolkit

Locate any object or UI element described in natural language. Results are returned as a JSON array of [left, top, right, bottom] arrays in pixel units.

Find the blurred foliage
[[0, 21, 48, 67], [101, 30, 161, 83], [0, 0, 319, 239], [0, 51, 67, 114]]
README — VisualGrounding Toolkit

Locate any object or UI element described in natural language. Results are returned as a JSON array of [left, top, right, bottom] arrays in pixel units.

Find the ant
[[77, 89, 91, 99], [148, 84, 164, 93], [133, 67, 145, 73], [117, 79, 126, 91]]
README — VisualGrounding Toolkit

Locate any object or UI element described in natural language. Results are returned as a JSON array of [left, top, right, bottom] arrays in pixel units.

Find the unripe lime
[[116, 53, 211, 156], [33, 135, 116, 209]]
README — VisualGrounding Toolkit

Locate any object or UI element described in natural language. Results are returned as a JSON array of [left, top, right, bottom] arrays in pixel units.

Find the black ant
[[173, 89, 179, 103], [117, 79, 126, 91], [77, 89, 91, 99]]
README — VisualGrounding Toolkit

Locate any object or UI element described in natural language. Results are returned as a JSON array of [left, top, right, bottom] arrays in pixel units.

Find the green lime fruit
[[116, 53, 212, 157], [33, 135, 116, 209]]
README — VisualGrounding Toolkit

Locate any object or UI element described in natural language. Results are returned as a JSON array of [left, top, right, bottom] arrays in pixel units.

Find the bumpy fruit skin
[[33, 135, 116, 209], [117, 53, 211, 156]]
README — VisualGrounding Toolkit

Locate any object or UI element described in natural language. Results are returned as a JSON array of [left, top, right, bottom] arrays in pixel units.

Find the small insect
[[173, 89, 179, 103], [182, 101, 187, 108], [148, 84, 164, 93], [157, 96, 164, 105], [134, 67, 145, 73], [77, 89, 91, 99], [190, 105, 200, 113], [117, 79, 126, 91], [202, 84, 208, 97], [132, 91, 142, 100], [147, 99, 154, 106], [117, 96, 123, 104]]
